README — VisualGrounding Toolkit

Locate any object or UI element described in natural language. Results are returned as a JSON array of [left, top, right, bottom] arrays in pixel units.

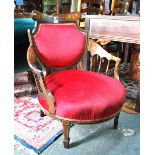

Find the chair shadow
[[70, 123, 122, 148]]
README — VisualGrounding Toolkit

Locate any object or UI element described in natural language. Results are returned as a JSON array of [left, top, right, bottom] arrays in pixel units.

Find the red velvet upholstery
[[38, 70, 126, 121], [34, 23, 87, 68]]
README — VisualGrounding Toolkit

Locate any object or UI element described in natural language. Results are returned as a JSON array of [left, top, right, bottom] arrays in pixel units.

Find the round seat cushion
[[38, 70, 126, 121]]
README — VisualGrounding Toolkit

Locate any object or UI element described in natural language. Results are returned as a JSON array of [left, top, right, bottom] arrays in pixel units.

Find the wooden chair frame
[[27, 19, 122, 148], [31, 10, 81, 25]]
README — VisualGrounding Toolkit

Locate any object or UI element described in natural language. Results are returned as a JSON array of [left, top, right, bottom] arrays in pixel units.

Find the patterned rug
[[14, 71, 63, 154], [107, 63, 140, 114], [14, 95, 63, 154], [108, 63, 139, 100], [14, 71, 37, 97], [119, 63, 139, 100], [119, 63, 140, 114], [14, 71, 31, 85]]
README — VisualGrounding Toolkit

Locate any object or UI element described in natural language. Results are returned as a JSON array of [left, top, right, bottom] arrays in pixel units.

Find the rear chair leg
[[63, 120, 70, 149], [113, 113, 120, 129], [40, 109, 46, 117]]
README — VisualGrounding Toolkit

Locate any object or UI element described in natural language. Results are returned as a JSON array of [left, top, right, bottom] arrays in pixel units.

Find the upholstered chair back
[[33, 23, 87, 68]]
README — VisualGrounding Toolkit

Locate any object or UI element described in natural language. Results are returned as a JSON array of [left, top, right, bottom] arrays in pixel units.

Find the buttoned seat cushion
[[38, 70, 126, 121]]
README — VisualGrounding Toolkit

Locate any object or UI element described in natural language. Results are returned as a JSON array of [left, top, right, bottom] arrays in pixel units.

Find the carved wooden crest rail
[[85, 15, 140, 44]]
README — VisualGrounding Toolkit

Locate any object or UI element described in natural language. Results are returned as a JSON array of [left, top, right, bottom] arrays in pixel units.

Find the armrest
[[88, 39, 121, 80], [27, 45, 42, 74], [27, 45, 56, 115]]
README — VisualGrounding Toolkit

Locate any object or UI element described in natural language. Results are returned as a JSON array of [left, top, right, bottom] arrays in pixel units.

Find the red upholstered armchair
[[27, 22, 126, 148]]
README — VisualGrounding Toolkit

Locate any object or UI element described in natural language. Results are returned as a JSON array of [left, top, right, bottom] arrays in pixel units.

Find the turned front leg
[[113, 113, 120, 129], [63, 120, 71, 149]]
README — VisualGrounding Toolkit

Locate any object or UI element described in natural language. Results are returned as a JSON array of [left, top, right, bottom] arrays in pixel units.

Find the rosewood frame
[[27, 20, 123, 148]]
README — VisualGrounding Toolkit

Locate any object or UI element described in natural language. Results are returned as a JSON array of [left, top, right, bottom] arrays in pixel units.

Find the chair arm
[[27, 45, 56, 115], [88, 39, 121, 80], [27, 45, 42, 74]]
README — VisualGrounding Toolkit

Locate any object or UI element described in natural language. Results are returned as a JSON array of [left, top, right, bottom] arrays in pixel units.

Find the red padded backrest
[[33, 23, 87, 68]]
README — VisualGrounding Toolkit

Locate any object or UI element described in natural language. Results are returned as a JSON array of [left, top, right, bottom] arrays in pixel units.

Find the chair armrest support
[[27, 45, 56, 115], [39, 74, 56, 115], [88, 39, 121, 80], [27, 45, 42, 74]]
